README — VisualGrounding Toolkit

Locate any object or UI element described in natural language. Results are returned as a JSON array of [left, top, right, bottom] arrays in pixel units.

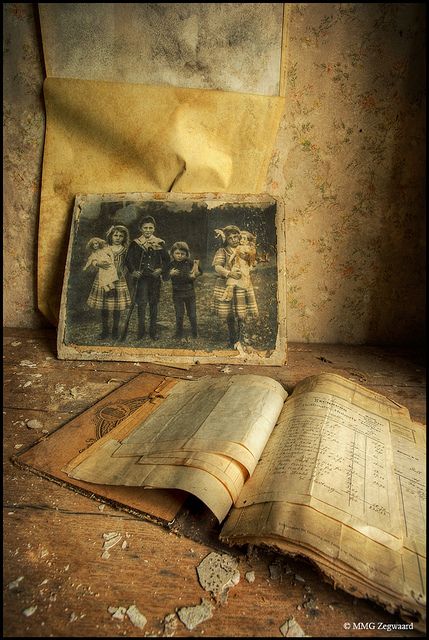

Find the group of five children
[[84, 216, 259, 345]]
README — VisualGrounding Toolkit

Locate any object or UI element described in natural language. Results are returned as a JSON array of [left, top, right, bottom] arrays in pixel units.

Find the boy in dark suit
[[169, 241, 202, 339], [125, 216, 170, 340]]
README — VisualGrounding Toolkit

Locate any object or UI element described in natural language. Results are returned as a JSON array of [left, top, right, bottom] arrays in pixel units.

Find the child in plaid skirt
[[212, 226, 258, 347], [86, 225, 131, 340], [220, 230, 257, 302]]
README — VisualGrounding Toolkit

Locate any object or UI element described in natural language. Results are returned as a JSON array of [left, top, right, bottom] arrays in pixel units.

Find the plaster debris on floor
[[196, 551, 240, 601], [269, 562, 282, 581], [101, 531, 122, 558], [25, 419, 43, 430], [108, 605, 127, 621], [107, 604, 146, 629], [126, 604, 147, 630], [177, 598, 214, 631], [8, 576, 24, 590], [302, 587, 319, 617], [280, 616, 309, 637], [163, 612, 178, 636]]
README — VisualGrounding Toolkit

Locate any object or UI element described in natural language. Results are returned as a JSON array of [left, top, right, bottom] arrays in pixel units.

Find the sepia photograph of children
[[62, 197, 278, 354], [212, 226, 259, 346]]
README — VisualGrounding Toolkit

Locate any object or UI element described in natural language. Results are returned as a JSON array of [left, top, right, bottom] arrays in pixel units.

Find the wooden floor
[[3, 328, 426, 638]]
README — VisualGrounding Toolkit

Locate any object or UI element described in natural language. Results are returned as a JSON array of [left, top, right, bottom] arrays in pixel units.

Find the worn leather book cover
[[12, 372, 188, 527]]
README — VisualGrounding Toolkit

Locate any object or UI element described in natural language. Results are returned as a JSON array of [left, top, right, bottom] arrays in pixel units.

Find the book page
[[222, 500, 425, 624], [220, 373, 426, 622], [390, 418, 426, 556], [65, 375, 287, 521], [233, 374, 407, 546]]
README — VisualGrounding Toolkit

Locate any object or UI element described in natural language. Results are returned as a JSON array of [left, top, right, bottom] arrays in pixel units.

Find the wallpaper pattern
[[3, 3, 45, 326], [266, 3, 425, 344], [3, 3, 426, 344]]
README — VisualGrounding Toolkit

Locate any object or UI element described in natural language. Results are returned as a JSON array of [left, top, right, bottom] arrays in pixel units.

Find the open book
[[15, 373, 426, 629]]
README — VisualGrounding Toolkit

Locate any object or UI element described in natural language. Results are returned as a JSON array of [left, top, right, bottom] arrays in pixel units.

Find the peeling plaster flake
[[8, 576, 24, 590], [108, 605, 127, 621], [197, 551, 240, 597], [126, 604, 147, 629], [177, 598, 214, 631], [280, 617, 309, 637]]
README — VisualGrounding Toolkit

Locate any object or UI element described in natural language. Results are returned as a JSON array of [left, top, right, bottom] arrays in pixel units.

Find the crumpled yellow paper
[[38, 77, 285, 325]]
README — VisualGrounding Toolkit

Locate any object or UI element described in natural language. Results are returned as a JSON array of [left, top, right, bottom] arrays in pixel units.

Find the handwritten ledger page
[[221, 373, 426, 621]]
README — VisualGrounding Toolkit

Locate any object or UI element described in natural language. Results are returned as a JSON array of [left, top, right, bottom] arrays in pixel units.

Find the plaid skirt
[[87, 274, 131, 310], [213, 279, 259, 319]]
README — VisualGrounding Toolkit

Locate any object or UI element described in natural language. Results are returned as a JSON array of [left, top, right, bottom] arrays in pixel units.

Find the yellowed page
[[390, 418, 426, 556], [220, 373, 426, 625], [38, 77, 285, 325], [134, 452, 245, 503], [221, 501, 425, 626], [234, 374, 404, 546], [66, 375, 287, 521]]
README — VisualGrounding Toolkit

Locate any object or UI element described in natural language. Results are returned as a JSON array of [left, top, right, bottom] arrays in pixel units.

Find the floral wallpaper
[[266, 3, 426, 344], [3, 3, 426, 344], [3, 3, 45, 327]]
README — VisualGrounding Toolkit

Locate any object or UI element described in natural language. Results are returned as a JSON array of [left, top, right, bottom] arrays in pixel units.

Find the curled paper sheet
[[38, 77, 285, 324]]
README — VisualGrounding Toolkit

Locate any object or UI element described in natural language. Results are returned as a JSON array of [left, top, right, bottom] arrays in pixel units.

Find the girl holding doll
[[212, 225, 258, 346], [85, 225, 131, 340]]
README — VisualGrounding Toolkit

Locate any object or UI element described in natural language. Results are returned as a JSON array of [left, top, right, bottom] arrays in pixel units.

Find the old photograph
[[57, 192, 286, 364]]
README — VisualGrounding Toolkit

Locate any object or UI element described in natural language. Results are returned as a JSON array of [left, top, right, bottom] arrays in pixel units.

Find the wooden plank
[[3, 509, 421, 638], [4, 329, 426, 418]]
